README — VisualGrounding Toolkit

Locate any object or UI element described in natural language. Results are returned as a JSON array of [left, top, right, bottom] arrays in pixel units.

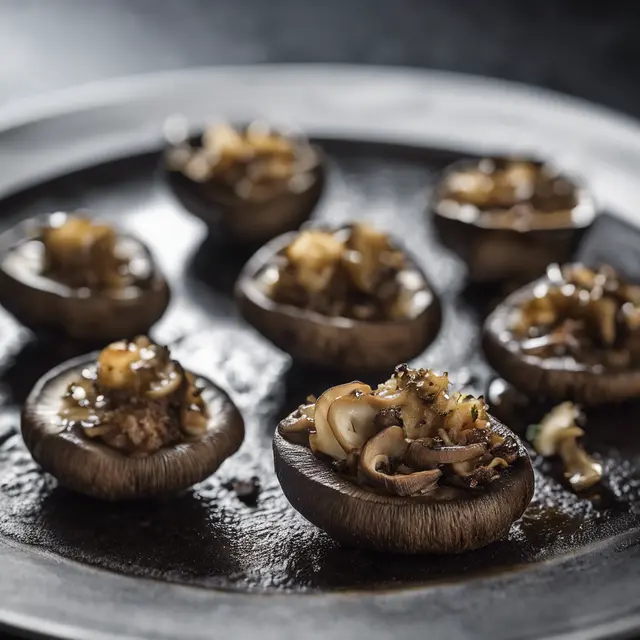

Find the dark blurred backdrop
[[1, 0, 640, 117]]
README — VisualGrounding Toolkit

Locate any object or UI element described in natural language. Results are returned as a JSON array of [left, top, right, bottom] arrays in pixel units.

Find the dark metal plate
[[0, 66, 639, 640]]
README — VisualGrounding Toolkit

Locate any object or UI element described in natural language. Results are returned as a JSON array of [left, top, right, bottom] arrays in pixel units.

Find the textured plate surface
[[0, 66, 639, 640]]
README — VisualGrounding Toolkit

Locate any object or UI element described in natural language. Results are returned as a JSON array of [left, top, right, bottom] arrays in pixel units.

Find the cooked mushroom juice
[[0, 142, 637, 590]]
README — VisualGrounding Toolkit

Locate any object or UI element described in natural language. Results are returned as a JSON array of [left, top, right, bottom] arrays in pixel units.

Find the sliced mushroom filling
[[280, 365, 518, 496], [528, 402, 602, 493], [41, 215, 135, 290], [165, 121, 318, 201], [512, 264, 640, 369], [60, 336, 209, 455], [437, 158, 578, 228], [267, 223, 421, 321]]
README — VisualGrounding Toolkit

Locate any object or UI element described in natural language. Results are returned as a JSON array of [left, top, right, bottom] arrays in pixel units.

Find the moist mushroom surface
[[164, 121, 324, 244], [21, 336, 244, 500], [484, 263, 640, 403], [0, 212, 170, 340], [235, 223, 441, 371], [274, 365, 534, 553], [431, 157, 595, 282]]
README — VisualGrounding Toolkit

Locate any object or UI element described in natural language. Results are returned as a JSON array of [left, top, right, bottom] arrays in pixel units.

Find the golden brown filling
[[512, 264, 640, 368], [268, 223, 414, 321], [439, 158, 578, 225], [166, 121, 317, 201], [42, 216, 133, 290], [60, 336, 208, 455], [280, 365, 518, 496]]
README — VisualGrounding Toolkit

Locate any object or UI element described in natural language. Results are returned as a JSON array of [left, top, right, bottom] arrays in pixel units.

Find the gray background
[[1, 0, 639, 118]]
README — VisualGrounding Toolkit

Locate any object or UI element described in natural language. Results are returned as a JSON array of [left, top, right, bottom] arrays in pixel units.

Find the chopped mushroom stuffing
[[512, 264, 640, 368], [440, 158, 577, 219], [279, 365, 519, 496], [529, 402, 602, 492], [60, 336, 208, 455], [42, 215, 131, 290], [165, 121, 318, 201], [268, 223, 417, 321]]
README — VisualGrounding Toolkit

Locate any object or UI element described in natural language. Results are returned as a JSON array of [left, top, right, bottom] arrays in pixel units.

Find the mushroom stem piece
[[530, 401, 602, 493]]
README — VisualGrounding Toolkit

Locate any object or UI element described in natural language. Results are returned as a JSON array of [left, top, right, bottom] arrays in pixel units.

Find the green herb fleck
[[526, 423, 541, 443], [470, 405, 479, 422]]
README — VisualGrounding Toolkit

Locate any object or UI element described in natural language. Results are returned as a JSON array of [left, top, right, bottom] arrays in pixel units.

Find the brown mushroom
[[235, 226, 441, 372], [358, 426, 442, 496], [0, 212, 170, 341], [431, 156, 595, 283], [273, 366, 534, 554], [164, 121, 325, 245], [273, 415, 533, 554], [483, 263, 640, 404], [21, 342, 244, 500]]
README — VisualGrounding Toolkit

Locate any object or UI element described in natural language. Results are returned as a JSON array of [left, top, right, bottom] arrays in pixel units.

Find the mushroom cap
[[21, 353, 244, 500], [235, 230, 442, 373], [164, 138, 326, 245], [430, 156, 595, 283], [0, 214, 170, 341], [273, 415, 534, 554], [483, 272, 640, 404]]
